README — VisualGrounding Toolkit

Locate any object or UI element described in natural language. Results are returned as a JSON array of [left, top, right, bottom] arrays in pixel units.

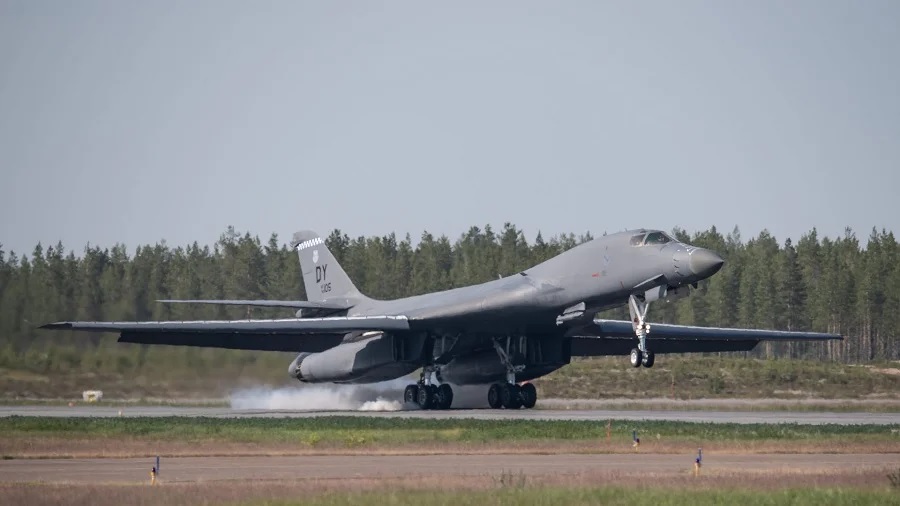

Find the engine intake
[[287, 332, 422, 384]]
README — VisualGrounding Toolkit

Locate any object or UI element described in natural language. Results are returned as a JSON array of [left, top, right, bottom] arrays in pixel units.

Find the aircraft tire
[[404, 384, 419, 405], [520, 383, 537, 409], [500, 384, 522, 409], [629, 348, 643, 368], [417, 384, 434, 409], [487, 383, 503, 409], [642, 351, 655, 368], [437, 384, 454, 409], [428, 385, 440, 409]]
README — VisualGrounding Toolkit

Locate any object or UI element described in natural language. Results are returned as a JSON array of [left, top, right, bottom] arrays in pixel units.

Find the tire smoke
[[229, 379, 412, 411], [229, 380, 491, 411]]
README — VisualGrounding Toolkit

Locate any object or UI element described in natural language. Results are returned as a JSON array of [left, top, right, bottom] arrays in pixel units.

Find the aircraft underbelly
[[435, 334, 571, 385]]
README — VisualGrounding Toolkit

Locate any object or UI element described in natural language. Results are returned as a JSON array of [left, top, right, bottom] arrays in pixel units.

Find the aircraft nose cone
[[689, 249, 725, 278]]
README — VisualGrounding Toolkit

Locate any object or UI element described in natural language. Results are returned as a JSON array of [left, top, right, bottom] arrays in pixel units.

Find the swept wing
[[570, 319, 841, 356], [157, 299, 350, 310], [41, 316, 409, 352]]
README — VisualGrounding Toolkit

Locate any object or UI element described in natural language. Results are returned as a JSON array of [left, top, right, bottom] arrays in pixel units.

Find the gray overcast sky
[[1, 0, 898, 255]]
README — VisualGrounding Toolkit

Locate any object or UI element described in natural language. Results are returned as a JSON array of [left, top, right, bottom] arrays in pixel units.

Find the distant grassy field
[[535, 356, 900, 400], [3, 482, 899, 506], [2, 356, 899, 402], [255, 488, 900, 506], [1, 417, 898, 458]]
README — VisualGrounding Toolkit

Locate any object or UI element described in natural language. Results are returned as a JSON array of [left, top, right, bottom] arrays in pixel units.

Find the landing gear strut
[[629, 294, 656, 368], [487, 337, 537, 409], [405, 367, 453, 410]]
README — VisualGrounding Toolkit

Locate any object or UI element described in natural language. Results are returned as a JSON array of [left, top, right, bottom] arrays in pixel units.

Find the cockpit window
[[644, 232, 672, 245], [629, 234, 645, 246]]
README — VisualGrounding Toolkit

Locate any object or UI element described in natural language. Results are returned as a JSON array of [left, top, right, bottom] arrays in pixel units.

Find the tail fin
[[292, 230, 367, 304]]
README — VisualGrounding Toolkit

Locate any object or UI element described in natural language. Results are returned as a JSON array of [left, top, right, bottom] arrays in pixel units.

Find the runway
[[2, 453, 897, 484], [1, 405, 898, 424]]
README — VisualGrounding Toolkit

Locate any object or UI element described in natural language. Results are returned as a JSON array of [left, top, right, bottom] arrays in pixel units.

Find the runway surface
[[2, 405, 899, 424], [2, 453, 898, 483]]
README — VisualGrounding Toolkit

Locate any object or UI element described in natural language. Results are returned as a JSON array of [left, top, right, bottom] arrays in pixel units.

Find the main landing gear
[[629, 294, 656, 368], [405, 335, 542, 410], [487, 382, 537, 409], [486, 338, 538, 409], [404, 367, 453, 410]]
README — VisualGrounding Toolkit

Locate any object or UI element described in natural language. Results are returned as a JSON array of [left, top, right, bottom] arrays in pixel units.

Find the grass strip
[[249, 487, 900, 506], [2, 416, 898, 446]]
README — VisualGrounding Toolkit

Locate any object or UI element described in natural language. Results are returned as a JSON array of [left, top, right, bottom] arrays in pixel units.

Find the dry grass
[[1, 468, 895, 506], [5, 356, 900, 402], [538, 397, 900, 412], [3, 437, 899, 459], [536, 356, 900, 400]]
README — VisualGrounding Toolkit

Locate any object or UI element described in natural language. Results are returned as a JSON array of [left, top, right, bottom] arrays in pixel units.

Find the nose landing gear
[[629, 294, 656, 368]]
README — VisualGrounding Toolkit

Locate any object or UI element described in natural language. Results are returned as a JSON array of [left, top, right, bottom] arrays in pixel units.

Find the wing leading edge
[[570, 319, 841, 356], [156, 299, 351, 310], [41, 316, 409, 352]]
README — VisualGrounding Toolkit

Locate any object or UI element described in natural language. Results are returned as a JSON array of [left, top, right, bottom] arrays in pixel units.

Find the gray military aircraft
[[43, 229, 841, 410]]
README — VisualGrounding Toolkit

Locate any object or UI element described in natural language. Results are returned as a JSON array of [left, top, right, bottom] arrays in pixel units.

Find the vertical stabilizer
[[292, 231, 366, 304]]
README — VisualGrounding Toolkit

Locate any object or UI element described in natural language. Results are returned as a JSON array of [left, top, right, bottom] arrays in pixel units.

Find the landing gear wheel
[[417, 384, 434, 409], [520, 383, 537, 409], [500, 384, 522, 409], [404, 384, 419, 405], [488, 383, 503, 409], [428, 385, 439, 408], [642, 351, 655, 368], [437, 384, 454, 409], [630, 348, 643, 368]]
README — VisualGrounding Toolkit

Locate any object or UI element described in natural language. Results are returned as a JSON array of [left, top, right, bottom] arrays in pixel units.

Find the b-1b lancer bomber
[[44, 229, 841, 410]]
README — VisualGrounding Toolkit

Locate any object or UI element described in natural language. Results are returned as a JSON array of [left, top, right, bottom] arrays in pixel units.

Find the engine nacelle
[[287, 332, 420, 384]]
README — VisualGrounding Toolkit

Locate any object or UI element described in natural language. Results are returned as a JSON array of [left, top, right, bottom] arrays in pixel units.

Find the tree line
[[0, 223, 897, 376]]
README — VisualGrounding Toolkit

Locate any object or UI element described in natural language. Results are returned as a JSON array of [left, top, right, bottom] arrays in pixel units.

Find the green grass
[[3, 355, 899, 402], [2, 416, 897, 447], [536, 401, 900, 413], [535, 356, 900, 400], [246, 487, 900, 506]]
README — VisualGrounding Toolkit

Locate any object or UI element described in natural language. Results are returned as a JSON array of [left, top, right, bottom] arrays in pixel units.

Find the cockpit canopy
[[629, 231, 674, 247]]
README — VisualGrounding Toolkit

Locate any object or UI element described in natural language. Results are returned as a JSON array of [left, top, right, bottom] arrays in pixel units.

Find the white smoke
[[446, 384, 490, 409], [229, 379, 490, 411], [229, 378, 413, 411]]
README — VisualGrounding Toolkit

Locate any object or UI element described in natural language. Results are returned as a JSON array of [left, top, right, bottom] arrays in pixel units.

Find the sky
[[1, 0, 898, 256]]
